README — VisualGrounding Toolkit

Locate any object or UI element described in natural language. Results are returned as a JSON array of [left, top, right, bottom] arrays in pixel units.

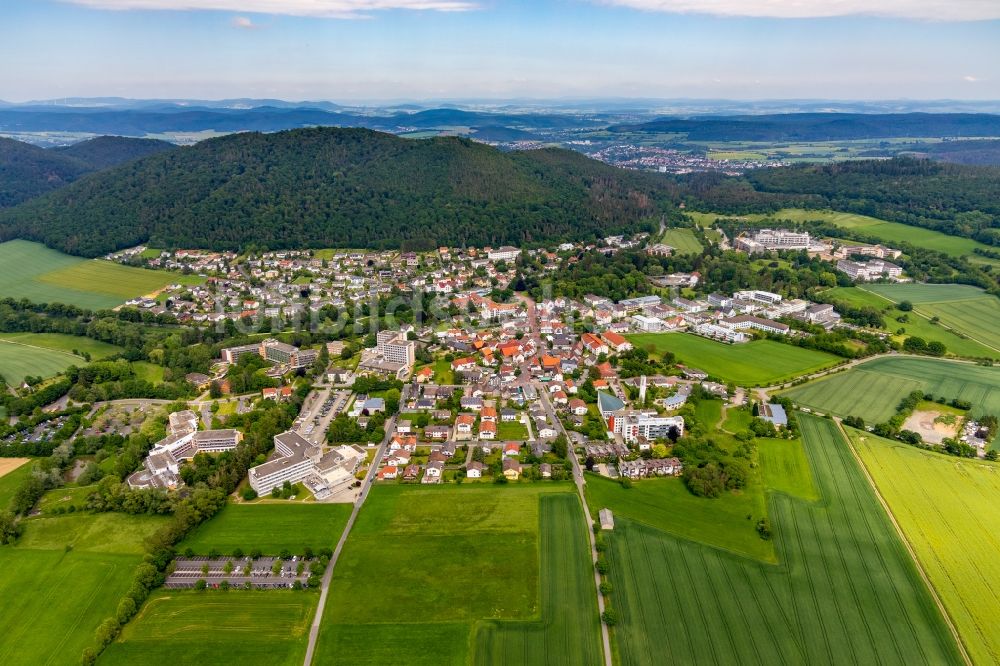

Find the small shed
[[599, 508, 615, 531]]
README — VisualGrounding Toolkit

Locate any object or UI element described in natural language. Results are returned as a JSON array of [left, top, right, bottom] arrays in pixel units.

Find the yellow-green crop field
[[0, 239, 203, 310], [850, 427, 1000, 665]]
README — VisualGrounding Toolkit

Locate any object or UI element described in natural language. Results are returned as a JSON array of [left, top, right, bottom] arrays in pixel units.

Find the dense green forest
[[747, 158, 1000, 245], [0, 127, 680, 256], [0, 138, 92, 207], [0, 135, 174, 208], [52, 135, 174, 170]]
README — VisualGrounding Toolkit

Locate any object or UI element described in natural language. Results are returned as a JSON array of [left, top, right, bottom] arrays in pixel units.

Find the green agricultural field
[[0, 339, 86, 384], [821, 286, 999, 359], [0, 239, 202, 310], [863, 284, 1000, 354], [473, 494, 603, 666], [850, 428, 1000, 665], [602, 415, 963, 666], [585, 473, 773, 562], [180, 503, 352, 555], [0, 511, 169, 665], [314, 484, 596, 665], [660, 227, 703, 255], [101, 590, 318, 666], [782, 356, 1000, 426], [627, 333, 841, 386]]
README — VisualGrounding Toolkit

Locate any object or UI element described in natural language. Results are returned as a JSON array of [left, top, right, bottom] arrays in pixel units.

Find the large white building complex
[[736, 229, 815, 253], [248, 431, 364, 500], [837, 258, 903, 282], [128, 410, 243, 490], [221, 339, 318, 369]]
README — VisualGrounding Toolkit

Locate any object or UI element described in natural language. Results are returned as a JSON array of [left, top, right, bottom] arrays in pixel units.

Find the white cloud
[[231, 15, 256, 28], [963, 75, 978, 82], [593, 0, 1000, 21], [63, 0, 478, 19]]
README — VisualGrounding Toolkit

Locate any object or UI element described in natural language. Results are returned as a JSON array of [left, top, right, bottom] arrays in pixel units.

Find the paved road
[[303, 413, 396, 666], [538, 388, 613, 666]]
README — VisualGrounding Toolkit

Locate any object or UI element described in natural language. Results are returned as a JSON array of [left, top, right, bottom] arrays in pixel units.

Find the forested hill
[[52, 135, 175, 170], [0, 136, 176, 208], [0, 127, 680, 257], [747, 158, 1000, 245], [0, 138, 92, 207]]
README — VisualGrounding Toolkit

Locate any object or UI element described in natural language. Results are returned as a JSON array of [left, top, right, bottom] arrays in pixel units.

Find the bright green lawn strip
[[17, 512, 169, 555], [473, 494, 603, 666], [601, 415, 963, 666], [314, 623, 471, 666], [584, 473, 773, 562], [180, 504, 352, 555], [0, 460, 34, 510], [849, 427, 1000, 666], [37, 485, 97, 513], [660, 228, 704, 255], [102, 590, 318, 666], [721, 406, 753, 433], [757, 438, 819, 501], [627, 333, 840, 386]]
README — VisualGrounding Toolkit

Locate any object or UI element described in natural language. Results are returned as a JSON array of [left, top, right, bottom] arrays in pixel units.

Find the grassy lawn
[[601, 415, 963, 666], [432, 357, 455, 384], [822, 287, 998, 359], [0, 239, 202, 310], [0, 339, 87, 384], [131, 361, 165, 383], [627, 333, 840, 386], [180, 503, 353, 555], [781, 356, 1000, 427], [0, 511, 169, 665], [660, 227, 703, 255], [0, 459, 33, 510], [0, 332, 122, 358], [102, 590, 318, 666], [849, 427, 1000, 666], [314, 483, 587, 665], [585, 473, 774, 562], [497, 419, 529, 440]]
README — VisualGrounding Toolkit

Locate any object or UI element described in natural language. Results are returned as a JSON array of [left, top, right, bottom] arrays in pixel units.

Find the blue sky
[[1, 0, 998, 101]]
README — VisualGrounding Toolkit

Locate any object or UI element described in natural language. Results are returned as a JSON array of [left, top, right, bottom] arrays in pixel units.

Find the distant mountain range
[[0, 127, 679, 256], [609, 113, 1000, 141]]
